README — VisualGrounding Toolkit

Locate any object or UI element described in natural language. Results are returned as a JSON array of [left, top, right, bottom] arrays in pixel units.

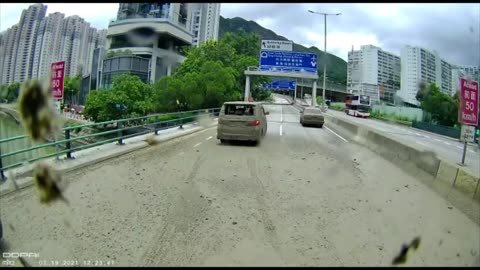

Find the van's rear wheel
[[220, 139, 227, 144]]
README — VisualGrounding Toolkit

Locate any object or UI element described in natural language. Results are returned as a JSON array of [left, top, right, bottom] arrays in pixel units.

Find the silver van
[[217, 102, 269, 144]]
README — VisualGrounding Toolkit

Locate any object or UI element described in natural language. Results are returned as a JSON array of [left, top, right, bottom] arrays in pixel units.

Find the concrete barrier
[[322, 113, 480, 204]]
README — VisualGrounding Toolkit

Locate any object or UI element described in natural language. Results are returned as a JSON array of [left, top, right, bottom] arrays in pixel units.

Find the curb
[[0, 122, 218, 198]]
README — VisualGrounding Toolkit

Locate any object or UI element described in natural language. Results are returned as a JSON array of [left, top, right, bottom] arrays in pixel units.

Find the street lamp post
[[308, 10, 341, 107]]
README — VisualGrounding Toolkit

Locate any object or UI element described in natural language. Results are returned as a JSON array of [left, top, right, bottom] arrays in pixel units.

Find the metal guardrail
[[412, 121, 479, 143], [412, 121, 460, 139], [0, 108, 221, 181]]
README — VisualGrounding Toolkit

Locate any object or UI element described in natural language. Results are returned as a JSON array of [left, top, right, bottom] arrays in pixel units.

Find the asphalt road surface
[[323, 109, 480, 176], [1, 101, 479, 266]]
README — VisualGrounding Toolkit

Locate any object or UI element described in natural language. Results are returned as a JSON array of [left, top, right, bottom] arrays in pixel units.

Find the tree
[[83, 73, 153, 122], [83, 89, 114, 122], [6, 82, 20, 103], [153, 60, 238, 112], [0, 85, 7, 102], [199, 60, 237, 108], [105, 49, 133, 59], [64, 75, 81, 105], [174, 40, 237, 77], [417, 82, 459, 126], [220, 31, 260, 59]]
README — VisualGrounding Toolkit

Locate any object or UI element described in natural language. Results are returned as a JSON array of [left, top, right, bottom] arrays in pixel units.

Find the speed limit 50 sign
[[51, 61, 65, 99], [459, 78, 478, 126]]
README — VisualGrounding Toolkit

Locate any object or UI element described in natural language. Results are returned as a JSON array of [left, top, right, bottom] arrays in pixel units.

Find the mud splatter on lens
[[17, 80, 61, 143], [33, 162, 69, 205], [145, 135, 159, 145], [392, 236, 421, 265]]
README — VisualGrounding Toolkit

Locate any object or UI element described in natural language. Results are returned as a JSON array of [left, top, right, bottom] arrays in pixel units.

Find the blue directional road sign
[[259, 50, 317, 73], [262, 80, 296, 91]]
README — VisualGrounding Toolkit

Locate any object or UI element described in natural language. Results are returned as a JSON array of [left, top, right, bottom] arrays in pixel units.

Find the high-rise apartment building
[[100, 3, 196, 88], [347, 45, 401, 104], [0, 25, 20, 85], [14, 4, 47, 83], [96, 29, 107, 48], [0, 4, 106, 86], [190, 3, 221, 47], [451, 65, 480, 95], [398, 45, 452, 106], [32, 12, 65, 79]]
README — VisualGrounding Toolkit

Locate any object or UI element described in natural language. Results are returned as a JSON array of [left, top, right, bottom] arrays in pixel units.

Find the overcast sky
[[1, 3, 479, 65]]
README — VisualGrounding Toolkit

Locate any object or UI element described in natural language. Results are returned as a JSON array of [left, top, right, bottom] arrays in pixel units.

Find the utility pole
[[308, 10, 341, 107]]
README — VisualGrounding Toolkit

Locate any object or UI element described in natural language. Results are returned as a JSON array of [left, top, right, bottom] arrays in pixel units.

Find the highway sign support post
[[460, 125, 476, 166], [460, 141, 468, 166], [244, 75, 251, 102], [457, 78, 479, 166], [294, 79, 297, 104]]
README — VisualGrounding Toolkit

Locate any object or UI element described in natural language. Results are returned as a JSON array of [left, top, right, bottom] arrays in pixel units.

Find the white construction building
[[189, 3, 221, 47], [398, 45, 452, 106], [100, 3, 221, 88], [347, 45, 401, 104]]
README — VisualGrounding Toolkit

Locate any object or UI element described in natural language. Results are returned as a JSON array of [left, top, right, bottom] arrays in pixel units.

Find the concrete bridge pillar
[[312, 80, 318, 106]]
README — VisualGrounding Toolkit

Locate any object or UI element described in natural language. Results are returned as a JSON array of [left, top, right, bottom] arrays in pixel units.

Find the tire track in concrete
[[140, 152, 209, 266], [246, 157, 285, 264]]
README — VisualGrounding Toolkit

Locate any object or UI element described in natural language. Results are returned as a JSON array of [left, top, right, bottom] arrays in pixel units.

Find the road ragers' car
[[217, 101, 269, 144], [300, 107, 324, 128]]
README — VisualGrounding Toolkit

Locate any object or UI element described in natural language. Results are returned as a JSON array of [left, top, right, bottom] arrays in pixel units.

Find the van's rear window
[[225, 104, 255, 116]]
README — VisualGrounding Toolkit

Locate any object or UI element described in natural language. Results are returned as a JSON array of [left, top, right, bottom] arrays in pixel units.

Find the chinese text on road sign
[[459, 78, 478, 126], [51, 61, 65, 99]]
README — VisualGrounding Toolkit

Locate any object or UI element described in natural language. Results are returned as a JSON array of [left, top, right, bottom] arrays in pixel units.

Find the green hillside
[[219, 16, 347, 85]]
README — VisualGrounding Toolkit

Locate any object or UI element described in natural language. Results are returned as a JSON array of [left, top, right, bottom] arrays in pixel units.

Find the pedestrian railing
[[0, 108, 221, 181]]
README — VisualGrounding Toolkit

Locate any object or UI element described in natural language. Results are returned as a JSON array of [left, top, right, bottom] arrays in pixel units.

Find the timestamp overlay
[[36, 259, 115, 267]]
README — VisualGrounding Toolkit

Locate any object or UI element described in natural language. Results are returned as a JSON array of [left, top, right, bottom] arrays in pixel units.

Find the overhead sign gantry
[[245, 40, 319, 106]]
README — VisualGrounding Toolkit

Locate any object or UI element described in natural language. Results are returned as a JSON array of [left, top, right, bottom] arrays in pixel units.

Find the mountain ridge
[[219, 16, 347, 85]]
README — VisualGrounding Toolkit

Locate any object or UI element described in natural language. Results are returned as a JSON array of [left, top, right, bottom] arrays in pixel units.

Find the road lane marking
[[206, 136, 212, 141], [416, 141, 428, 147], [280, 105, 283, 122], [324, 126, 348, 143], [456, 146, 463, 149], [443, 141, 451, 145], [279, 104, 284, 136], [434, 138, 442, 142], [468, 149, 476, 153], [415, 132, 421, 136], [424, 135, 430, 139], [194, 142, 202, 148]]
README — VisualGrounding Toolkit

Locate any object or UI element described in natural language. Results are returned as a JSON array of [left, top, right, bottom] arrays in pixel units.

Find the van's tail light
[[250, 120, 260, 126]]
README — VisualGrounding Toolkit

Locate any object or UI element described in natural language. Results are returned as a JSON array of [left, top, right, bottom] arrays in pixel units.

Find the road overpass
[[269, 79, 348, 103], [0, 97, 479, 267]]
